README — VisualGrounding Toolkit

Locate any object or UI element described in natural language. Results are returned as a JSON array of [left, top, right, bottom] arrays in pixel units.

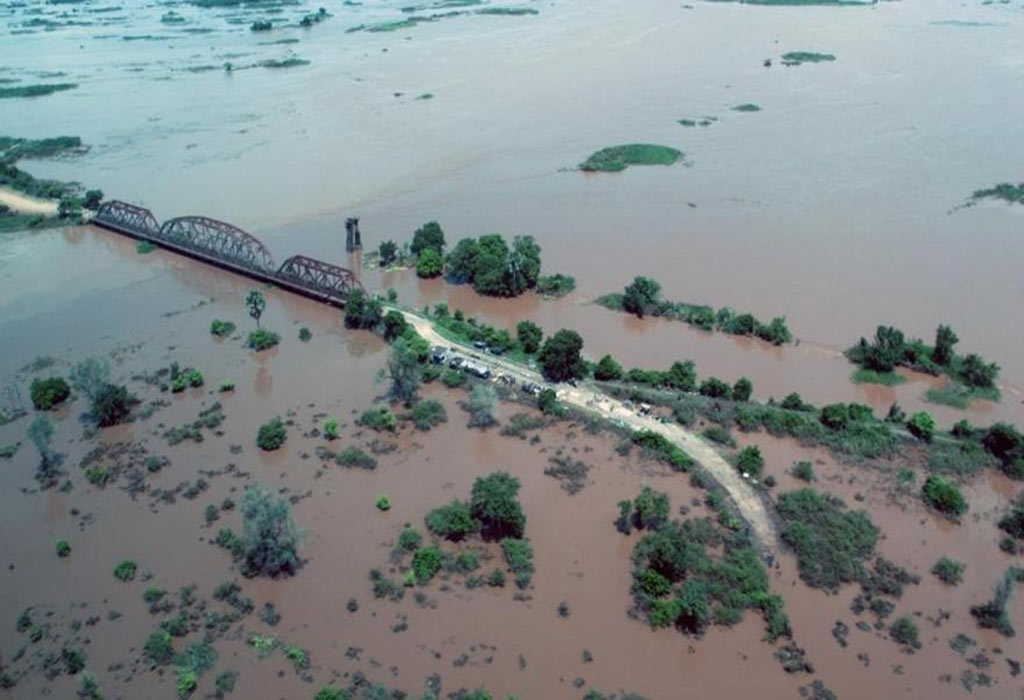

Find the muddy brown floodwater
[[1, 228, 1022, 700]]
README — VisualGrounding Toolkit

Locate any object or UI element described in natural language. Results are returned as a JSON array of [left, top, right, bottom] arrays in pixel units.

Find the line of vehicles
[[430, 345, 543, 396]]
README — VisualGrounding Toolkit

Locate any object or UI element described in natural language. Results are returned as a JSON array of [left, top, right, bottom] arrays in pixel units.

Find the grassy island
[[580, 144, 683, 173]]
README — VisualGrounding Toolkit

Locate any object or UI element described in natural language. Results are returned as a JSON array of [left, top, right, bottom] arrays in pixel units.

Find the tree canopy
[[538, 329, 585, 382]]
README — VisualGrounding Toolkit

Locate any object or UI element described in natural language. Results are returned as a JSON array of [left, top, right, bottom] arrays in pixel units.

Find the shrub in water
[[30, 377, 70, 411], [256, 417, 286, 451], [921, 475, 968, 518]]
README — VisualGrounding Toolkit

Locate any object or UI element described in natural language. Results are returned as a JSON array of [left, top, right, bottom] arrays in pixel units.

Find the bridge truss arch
[[276, 254, 363, 302], [158, 216, 275, 273], [94, 200, 161, 236]]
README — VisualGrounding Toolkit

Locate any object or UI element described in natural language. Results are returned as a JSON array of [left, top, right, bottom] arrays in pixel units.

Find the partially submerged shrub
[[113, 560, 138, 581], [921, 475, 968, 518], [336, 446, 376, 470], [210, 319, 235, 337], [471, 471, 525, 539], [890, 616, 920, 649], [256, 417, 286, 451], [30, 377, 70, 410], [426, 500, 478, 541], [247, 329, 280, 351], [55, 539, 71, 557], [932, 557, 965, 586], [501, 537, 534, 589], [360, 405, 397, 432], [791, 461, 815, 482], [240, 483, 301, 577], [412, 544, 443, 584]]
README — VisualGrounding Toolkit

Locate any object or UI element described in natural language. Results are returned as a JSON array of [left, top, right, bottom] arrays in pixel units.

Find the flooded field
[[2, 0, 1024, 698]]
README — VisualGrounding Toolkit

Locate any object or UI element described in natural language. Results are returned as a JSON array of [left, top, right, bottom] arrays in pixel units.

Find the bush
[[441, 369, 467, 388], [426, 500, 478, 541], [360, 405, 397, 432], [335, 446, 377, 470], [416, 247, 443, 278], [145, 630, 175, 665], [411, 544, 443, 583], [890, 616, 920, 648], [113, 559, 138, 581], [376, 494, 391, 511], [921, 475, 968, 518], [594, 354, 623, 381], [776, 489, 878, 592], [256, 417, 287, 451], [409, 399, 447, 431], [932, 557, 965, 585], [735, 446, 764, 478], [56, 539, 70, 557], [323, 418, 339, 440], [298, 326, 312, 341], [701, 425, 734, 446], [30, 377, 70, 410], [906, 412, 936, 442], [240, 484, 300, 577], [471, 472, 525, 539], [397, 527, 422, 551], [632, 430, 692, 471], [411, 220, 445, 256], [210, 319, 235, 337], [501, 537, 534, 588], [699, 377, 731, 398], [633, 486, 670, 530], [732, 377, 753, 402], [998, 495, 1024, 540], [247, 328, 280, 351], [538, 329, 585, 382], [516, 320, 543, 354], [92, 383, 135, 427], [791, 461, 815, 482]]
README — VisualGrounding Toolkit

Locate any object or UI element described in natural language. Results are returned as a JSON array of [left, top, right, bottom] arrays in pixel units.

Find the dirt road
[[402, 312, 779, 554], [0, 187, 58, 215]]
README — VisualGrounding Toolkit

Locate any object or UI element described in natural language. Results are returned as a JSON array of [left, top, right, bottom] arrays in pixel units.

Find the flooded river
[[2, 0, 1023, 698]]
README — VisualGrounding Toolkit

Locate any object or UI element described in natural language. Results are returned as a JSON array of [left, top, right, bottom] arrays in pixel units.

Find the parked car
[[448, 356, 465, 370], [430, 346, 447, 364], [521, 382, 541, 396]]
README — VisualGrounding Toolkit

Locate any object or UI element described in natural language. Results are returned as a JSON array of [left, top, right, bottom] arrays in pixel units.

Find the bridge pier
[[345, 217, 361, 252]]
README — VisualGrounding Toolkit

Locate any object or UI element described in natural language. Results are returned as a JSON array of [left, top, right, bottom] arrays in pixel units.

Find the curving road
[[402, 311, 779, 555]]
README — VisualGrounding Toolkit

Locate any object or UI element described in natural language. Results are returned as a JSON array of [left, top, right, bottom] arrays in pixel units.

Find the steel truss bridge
[[93, 200, 362, 306]]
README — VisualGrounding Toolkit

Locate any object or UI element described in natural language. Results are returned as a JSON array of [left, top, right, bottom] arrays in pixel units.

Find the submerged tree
[[465, 384, 497, 429], [622, 276, 662, 318], [381, 337, 422, 407], [28, 414, 59, 488], [246, 290, 266, 329], [241, 483, 301, 577], [933, 324, 959, 366]]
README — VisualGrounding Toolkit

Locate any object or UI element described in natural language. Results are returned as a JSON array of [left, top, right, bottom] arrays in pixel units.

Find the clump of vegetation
[[501, 537, 534, 588], [628, 488, 788, 639], [781, 51, 836, 65], [360, 405, 397, 432], [70, 357, 136, 427], [848, 324, 999, 397], [889, 615, 920, 649], [256, 416, 287, 451], [210, 319, 235, 337], [56, 539, 71, 557], [632, 430, 693, 471], [471, 471, 526, 539], [731, 103, 761, 112], [464, 384, 498, 428], [735, 445, 765, 478], [247, 328, 280, 351], [334, 445, 375, 470], [411, 544, 444, 584], [30, 376, 70, 410], [971, 182, 1024, 206], [376, 495, 391, 511], [998, 494, 1024, 541], [145, 629, 175, 665], [298, 326, 312, 341], [906, 411, 936, 442], [776, 488, 878, 592], [397, 526, 423, 552], [410, 399, 447, 431], [239, 483, 301, 577], [113, 560, 138, 582], [932, 557, 965, 585], [323, 418, 339, 440], [579, 144, 683, 172], [791, 461, 815, 482], [544, 453, 590, 494], [921, 475, 968, 518], [970, 567, 1023, 637], [535, 273, 576, 298], [250, 20, 272, 31], [0, 83, 78, 100], [599, 276, 791, 344], [426, 501, 478, 541], [444, 233, 542, 297]]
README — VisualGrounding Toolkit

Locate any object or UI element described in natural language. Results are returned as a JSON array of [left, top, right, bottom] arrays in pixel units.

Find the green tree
[[91, 383, 134, 427], [241, 483, 301, 577], [516, 320, 543, 354], [736, 445, 764, 477], [245, 290, 266, 329], [382, 310, 408, 342], [83, 189, 103, 210], [664, 360, 696, 391], [69, 357, 111, 403], [416, 247, 443, 278], [382, 337, 422, 407], [344, 288, 383, 330], [622, 276, 661, 318], [538, 329, 585, 382], [958, 353, 999, 389], [933, 324, 958, 366], [922, 475, 967, 517], [472, 235, 510, 296], [410, 221, 445, 256], [594, 354, 623, 381], [445, 238, 480, 283], [470, 471, 526, 539], [633, 485, 669, 530], [28, 414, 57, 486], [378, 240, 398, 267], [30, 377, 70, 410], [906, 411, 936, 442], [506, 235, 541, 295], [732, 377, 753, 402]]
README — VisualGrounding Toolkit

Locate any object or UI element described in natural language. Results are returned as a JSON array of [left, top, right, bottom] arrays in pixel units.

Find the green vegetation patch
[[924, 381, 1000, 409], [776, 488, 878, 592], [921, 474, 968, 518], [260, 58, 311, 69], [579, 144, 683, 173], [971, 182, 1023, 205], [731, 103, 761, 112], [851, 368, 905, 386], [781, 51, 836, 65], [0, 83, 78, 99]]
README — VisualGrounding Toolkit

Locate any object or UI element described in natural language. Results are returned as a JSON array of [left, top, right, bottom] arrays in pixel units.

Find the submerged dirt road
[[0, 188, 57, 215], [402, 311, 779, 554]]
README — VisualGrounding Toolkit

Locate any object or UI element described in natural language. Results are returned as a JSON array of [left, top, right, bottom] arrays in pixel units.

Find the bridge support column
[[345, 217, 362, 252]]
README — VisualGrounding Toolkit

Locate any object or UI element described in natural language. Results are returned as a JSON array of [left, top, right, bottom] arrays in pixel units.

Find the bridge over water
[[91, 200, 362, 306]]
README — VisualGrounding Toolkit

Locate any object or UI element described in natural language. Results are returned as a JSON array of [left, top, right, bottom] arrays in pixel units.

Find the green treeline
[[597, 276, 792, 345]]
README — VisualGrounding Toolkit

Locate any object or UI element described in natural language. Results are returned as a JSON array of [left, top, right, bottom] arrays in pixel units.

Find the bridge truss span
[[158, 216, 276, 273], [94, 200, 161, 236], [276, 254, 363, 302]]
